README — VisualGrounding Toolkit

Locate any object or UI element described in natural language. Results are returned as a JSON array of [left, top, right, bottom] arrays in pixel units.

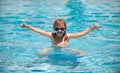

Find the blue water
[[0, 0, 120, 73]]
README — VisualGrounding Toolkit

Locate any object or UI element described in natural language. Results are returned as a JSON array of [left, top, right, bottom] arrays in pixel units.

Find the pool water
[[0, 0, 120, 73]]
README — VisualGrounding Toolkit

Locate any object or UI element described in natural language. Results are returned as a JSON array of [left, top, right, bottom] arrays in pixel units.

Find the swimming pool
[[0, 0, 120, 73]]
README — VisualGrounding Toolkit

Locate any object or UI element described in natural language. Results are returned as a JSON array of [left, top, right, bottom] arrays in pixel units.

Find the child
[[21, 18, 99, 55]]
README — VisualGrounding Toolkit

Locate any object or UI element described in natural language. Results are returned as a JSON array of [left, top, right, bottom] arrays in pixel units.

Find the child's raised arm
[[21, 23, 52, 38], [68, 23, 99, 38]]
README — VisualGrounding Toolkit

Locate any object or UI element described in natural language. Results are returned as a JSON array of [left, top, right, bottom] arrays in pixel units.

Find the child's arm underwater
[[66, 48, 85, 56], [39, 48, 51, 56], [68, 23, 99, 38], [21, 23, 52, 38]]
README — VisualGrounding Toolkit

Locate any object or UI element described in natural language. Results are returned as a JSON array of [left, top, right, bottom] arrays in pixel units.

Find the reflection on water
[[0, 0, 120, 73]]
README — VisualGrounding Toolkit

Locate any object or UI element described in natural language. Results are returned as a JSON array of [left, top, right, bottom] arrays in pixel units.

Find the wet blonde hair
[[53, 18, 66, 29]]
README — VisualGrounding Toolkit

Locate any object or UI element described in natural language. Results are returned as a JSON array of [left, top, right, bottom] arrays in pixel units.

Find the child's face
[[54, 25, 66, 37]]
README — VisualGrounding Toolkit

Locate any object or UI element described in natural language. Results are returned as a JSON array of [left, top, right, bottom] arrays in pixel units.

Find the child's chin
[[56, 33, 63, 37]]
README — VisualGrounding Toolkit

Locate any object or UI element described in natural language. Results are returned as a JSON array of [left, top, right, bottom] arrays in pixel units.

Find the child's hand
[[92, 23, 99, 29], [21, 23, 27, 28]]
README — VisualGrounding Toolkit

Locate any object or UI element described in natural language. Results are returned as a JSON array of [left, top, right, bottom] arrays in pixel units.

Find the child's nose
[[58, 29, 62, 32]]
